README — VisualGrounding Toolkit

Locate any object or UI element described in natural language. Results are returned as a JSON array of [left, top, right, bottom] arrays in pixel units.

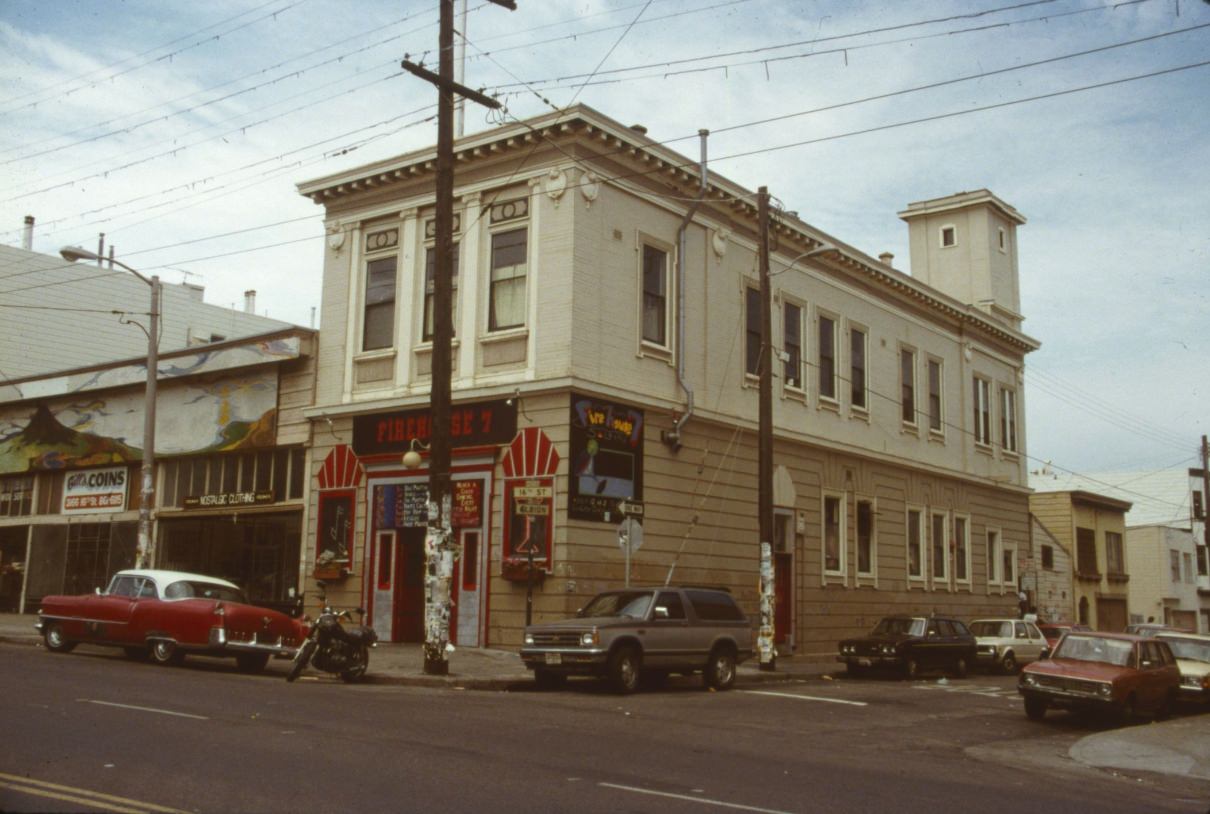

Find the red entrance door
[[392, 528, 425, 642], [774, 552, 792, 646]]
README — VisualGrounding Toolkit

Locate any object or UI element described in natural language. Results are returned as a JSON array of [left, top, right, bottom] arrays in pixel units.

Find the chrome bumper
[[209, 626, 298, 658]]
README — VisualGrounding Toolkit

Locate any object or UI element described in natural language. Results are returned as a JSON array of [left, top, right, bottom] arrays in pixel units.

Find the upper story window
[[900, 348, 917, 425], [0, 474, 34, 517], [1106, 531, 1124, 575], [856, 499, 875, 576], [1171, 549, 1182, 583], [1000, 386, 1018, 453], [362, 227, 399, 351], [818, 314, 837, 401], [907, 507, 925, 581], [998, 227, 1007, 252], [940, 225, 957, 248], [641, 244, 669, 347], [1076, 527, 1097, 576], [783, 301, 802, 390], [745, 287, 760, 377], [488, 228, 527, 332], [849, 326, 867, 410], [927, 358, 943, 434], [973, 376, 992, 446], [1041, 544, 1054, 570], [423, 243, 460, 342]]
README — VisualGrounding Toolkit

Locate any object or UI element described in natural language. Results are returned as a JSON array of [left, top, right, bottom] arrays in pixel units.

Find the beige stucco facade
[[297, 105, 1039, 662], [1126, 524, 1201, 631]]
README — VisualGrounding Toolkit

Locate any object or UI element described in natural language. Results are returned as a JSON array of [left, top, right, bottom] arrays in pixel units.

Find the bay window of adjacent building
[[1076, 527, 1098, 577], [641, 244, 669, 347], [907, 507, 925, 582], [1000, 386, 1018, 453], [927, 358, 943, 434], [818, 314, 837, 402], [931, 511, 948, 583], [900, 348, 917, 425], [850, 326, 867, 410], [973, 376, 992, 446], [823, 493, 844, 577], [856, 498, 875, 577], [783, 301, 802, 390], [745, 287, 760, 376], [423, 243, 460, 341], [488, 227, 527, 332], [1106, 531, 1124, 576], [362, 227, 399, 351]]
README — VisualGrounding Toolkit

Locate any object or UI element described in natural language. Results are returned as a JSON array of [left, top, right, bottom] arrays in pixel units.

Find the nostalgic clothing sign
[[568, 394, 644, 522], [183, 491, 274, 509], [352, 399, 517, 456], [62, 466, 128, 514]]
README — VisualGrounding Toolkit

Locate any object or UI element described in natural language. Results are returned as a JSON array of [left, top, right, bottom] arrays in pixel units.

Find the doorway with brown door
[[391, 527, 425, 643]]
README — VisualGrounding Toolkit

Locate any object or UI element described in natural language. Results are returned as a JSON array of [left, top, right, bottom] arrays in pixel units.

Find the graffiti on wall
[[0, 369, 279, 474]]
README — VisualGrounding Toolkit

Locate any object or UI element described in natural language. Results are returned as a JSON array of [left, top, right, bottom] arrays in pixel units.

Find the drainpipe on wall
[[662, 129, 709, 452]]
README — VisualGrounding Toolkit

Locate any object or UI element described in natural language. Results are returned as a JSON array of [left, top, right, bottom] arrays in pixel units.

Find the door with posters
[[449, 476, 487, 647]]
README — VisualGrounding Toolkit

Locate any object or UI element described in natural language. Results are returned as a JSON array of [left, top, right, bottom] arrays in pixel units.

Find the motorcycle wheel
[[286, 640, 316, 683], [340, 645, 369, 683]]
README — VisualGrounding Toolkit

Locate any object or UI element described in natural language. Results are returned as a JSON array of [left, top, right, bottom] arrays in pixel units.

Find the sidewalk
[[6, 611, 1209, 785]]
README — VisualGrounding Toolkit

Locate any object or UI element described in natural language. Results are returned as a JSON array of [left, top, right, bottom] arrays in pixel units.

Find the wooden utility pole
[[1201, 435, 1209, 554], [756, 186, 776, 671], [401, 0, 513, 676]]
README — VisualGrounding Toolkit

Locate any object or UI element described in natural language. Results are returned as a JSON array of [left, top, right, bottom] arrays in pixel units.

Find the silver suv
[[520, 587, 753, 693]]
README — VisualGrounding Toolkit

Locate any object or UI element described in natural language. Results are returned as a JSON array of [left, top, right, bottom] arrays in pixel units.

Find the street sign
[[617, 517, 644, 551], [514, 486, 552, 499], [617, 499, 644, 518], [515, 502, 550, 516]]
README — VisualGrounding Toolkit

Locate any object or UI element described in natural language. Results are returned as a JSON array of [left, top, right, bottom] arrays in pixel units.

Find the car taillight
[[213, 602, 225, 617]]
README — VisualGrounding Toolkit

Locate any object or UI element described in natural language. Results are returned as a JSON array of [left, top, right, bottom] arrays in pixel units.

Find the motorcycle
[[286, 582, 378, 683]]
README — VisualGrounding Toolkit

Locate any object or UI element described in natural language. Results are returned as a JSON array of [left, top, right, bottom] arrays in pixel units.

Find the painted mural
[[0, 369, 278, 474]]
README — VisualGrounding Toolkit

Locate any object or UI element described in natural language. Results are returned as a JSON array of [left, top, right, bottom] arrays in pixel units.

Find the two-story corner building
[[296, 104, 1038, 662], [0, 328, 317, 615], [1125, 524, 1200, 631], [1028, 490, 1133, 631]]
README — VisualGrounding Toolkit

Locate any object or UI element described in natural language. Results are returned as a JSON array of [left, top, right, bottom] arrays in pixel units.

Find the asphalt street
[[2, 644, 1206, 814]]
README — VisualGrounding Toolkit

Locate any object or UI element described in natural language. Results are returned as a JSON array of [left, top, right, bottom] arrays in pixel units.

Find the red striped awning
[[317, 444, 363, 490], [501, 427, 559, 479]]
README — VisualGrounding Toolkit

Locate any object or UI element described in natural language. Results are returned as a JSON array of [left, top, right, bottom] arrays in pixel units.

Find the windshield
[[578, 591, 653, 619], [1163, 638, 1210, 663], [872, 617, 926, 636], [971, 621, 1012, 638], [1053, 634, 1133, 667]]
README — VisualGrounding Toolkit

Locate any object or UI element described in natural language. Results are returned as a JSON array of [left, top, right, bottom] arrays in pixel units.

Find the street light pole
[[60, 246, 160, 569]]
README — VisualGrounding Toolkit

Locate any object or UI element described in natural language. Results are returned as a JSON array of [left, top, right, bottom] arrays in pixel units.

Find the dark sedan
[[837, 614, 976, 678]]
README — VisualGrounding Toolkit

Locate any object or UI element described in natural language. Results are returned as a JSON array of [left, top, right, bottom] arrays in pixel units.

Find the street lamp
[[60, 246, 161, 570]]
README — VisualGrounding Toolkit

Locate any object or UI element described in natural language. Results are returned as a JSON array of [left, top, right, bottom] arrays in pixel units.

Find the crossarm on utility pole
[[400, 61, 501, 110]]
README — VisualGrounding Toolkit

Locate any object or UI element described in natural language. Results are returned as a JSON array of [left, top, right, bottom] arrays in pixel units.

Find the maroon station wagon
[[36, 569, 305, 673]]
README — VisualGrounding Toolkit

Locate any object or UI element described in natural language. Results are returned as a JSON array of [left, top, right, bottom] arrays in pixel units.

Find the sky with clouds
[[0, 0, 1207, 492]]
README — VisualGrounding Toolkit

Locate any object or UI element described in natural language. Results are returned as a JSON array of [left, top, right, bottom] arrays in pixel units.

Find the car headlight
[[1021, 673, 1037, 687], [523, 633, 535, 646], [1098, 684, 1112, 697], [881, 644, 895, 655], [580, 630, 598, 647]]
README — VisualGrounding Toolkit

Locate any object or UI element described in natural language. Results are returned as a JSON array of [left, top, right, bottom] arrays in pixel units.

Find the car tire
[[534, 668, 567, 690], [42, 623, 76, 654], [952, 655, 969, 679], [1155, 690, 1175, 722], [236, 653, 271, 674], [608, 646, 641, 695], [122, 646, 149, 660], [704, 647, 737, 691], [1000, 652, 1017, 674], [903, 657, 920, 680], [1024, 696, 1047, 721], [150, 639, 184, 666], [1117, 694, 1137, 724]]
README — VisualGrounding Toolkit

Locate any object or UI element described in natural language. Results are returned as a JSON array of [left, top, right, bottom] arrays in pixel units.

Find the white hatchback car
[[970, 618, 1048, 673]]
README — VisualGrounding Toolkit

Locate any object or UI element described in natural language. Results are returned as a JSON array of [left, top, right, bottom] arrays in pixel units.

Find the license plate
[[544, 653, 562, 665], [857, 658, 872, 667]]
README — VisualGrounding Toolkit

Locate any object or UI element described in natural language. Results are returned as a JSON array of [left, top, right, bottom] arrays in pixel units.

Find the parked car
[[1018, 631, 1180, 722], [36, 569, 305, 673], [1125, 622, 1189, 638], [970, 618, 1049, 673], [1155, 632, 1210, 703], [519, 587, 753, 694], [1037, 621, 1092, 651], [837, 614, 976, 679]]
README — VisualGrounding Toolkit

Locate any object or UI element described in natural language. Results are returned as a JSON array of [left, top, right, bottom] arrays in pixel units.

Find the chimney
[[879, 251, 894, 266], [244, 290, 256, 314], [21, 216, 33, 251]]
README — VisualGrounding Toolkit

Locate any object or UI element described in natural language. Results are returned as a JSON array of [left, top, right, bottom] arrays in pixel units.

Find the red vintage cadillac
[[36, 569, 306, 673]]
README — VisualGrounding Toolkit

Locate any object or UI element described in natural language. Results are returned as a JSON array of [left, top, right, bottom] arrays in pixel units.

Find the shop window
[[0, 475, 34, 517], [377, 531, 394, 590], [316, 491, 355, 573]]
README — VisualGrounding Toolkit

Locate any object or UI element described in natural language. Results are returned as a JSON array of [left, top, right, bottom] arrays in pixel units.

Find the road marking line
[[599, 782, 794, 813], [0, 773, 190, 814], [739, 690, 868, 706], [77, 699, 209, 720]]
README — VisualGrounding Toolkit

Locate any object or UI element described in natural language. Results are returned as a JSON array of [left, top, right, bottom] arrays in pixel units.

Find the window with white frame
[[998, 227, 1007, 252], [488, 227, 527, 332], [783, 301, 802, 390], [953, 515, 969, 583], [745, 287, 760, 376], [931, 511, 948, 583], [856, 498, 875, 577], [823, 493, 845, 576], [1184, 552, 1195, 584], [1002, 538, 1017, 586], [641, 244, 669, 347], [850, 326, 867, 410], [907, 507, 925, 581], [1171, 549, 1183, 583], [973, 376, 992, 446], [927, 358, 943, 434], [987, 528, 1001, 586], [1000, 386, 1018, 453], [901, 348, 917, 425], [422, 243, 460, 341], [362, 227, 399, 351], [818, 314, 837, 401], [940, 225, 957, 247]]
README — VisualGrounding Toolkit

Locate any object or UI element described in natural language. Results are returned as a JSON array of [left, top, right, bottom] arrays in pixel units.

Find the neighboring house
[[1125, 524, 1200, 632], [295, 104, 1039, 660], [1026, 515, 1075, 623], [1191, 467, 1209, 632], [0, 242, 292, 387], [1028, 489, 1132, 631]]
